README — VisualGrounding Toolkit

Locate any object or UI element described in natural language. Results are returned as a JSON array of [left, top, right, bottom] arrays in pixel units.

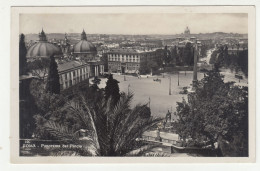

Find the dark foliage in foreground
[[46, 55, 60, 94], [19, 33, 27, 76], [31, 76, 162, 156]]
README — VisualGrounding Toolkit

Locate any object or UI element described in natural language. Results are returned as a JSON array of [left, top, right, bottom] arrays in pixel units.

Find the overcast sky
[[20, 13, 248, 35]]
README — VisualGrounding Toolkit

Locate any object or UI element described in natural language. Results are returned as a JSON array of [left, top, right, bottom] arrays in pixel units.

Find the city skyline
[[20, 13, 248, 35]]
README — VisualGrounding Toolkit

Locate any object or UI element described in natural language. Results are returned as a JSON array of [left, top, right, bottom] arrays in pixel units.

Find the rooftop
[[58, 60, 85, 72], [107, 48, 157, 54]]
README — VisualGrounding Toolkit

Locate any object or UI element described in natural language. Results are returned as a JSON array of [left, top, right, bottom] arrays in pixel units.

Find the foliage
[[200, 43, 215, 58], [139, 60, 159, 75], [170, 46, 178, 64], [183, 42, 194, 66], [143, 152, 170, 157], [27, 58, 50, 79], [46, 55, 60, 94], [105, 74, 120, 106], [163, 46, 172, 64], [34, 90, 162, 156], [210, 45, 248, 77], [175, 69, 248, 156], [91, 76, 101, 90], [19, 33, 27, 75], [19, 78, 37, 138]]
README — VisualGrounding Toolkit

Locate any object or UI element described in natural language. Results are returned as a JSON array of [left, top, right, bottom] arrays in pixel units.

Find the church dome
[[184, 26, 190, 34], [26, 29, 62, 59], [73, 30, 97, 53]]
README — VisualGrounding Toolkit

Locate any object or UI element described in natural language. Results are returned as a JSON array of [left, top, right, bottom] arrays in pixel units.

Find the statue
[[165, 110, 171, 123]]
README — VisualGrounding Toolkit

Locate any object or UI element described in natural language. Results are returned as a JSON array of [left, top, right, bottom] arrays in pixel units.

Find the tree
[[27, 58, 50, 79], [163, 45, 172, 65], [19, 78, 38, 138], [105, 74, 120, 106], [237, 50, 248, 77], [183, 42, 194, 66], [34, 92, 162, 156], [209, 45, 248, 78], [175, 69, 248, 156], [46, 55, 60, 94], [170, 46, 178, 64], [147, 60, 159, 75], [19, 34, 27, 76]]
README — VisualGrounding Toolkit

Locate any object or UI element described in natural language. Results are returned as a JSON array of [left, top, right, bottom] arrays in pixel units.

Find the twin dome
[[73, 29, 96, 54], [26, 29, 96, 59]]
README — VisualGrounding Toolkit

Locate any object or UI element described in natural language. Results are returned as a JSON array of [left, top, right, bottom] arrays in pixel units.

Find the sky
[[20, 13, 248, 35]]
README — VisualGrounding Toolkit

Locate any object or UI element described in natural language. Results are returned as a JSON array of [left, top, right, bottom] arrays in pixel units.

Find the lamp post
[[178, 71, 180, 86], [128, 84, 130, 95], [169, 76, 171, 95], [148, 97, 151, 108]]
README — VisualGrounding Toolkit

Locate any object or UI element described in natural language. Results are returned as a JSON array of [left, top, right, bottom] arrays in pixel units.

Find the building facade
[[106, 49, 163, 74], [58, 61, 104, 90]]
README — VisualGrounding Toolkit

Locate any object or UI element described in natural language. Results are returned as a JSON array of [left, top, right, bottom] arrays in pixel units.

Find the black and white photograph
[[10, 6, 256, 163]]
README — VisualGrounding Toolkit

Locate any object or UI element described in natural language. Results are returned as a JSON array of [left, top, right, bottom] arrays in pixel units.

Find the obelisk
[[192, 44, 198, 90]]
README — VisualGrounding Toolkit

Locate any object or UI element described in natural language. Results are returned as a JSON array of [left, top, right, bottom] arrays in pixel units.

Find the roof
[[179, 40, 194, 44], [107, 48, 157, 55], [26, 42, 62, 58], [58, 61, 86, 72], [73, 40, 97, 53]]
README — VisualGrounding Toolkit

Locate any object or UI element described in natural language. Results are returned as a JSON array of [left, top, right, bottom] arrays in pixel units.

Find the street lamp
[[148, 97, 151, 108], [169, 76, 171, 95], [128, 84, 130, 95], [178, 71, 180, 86]]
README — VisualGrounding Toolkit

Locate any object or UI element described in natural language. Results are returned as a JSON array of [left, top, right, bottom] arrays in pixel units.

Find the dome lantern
[[39, 28, 47, 42], [26, 29, 62, 60], [81, 29, 87, 40]]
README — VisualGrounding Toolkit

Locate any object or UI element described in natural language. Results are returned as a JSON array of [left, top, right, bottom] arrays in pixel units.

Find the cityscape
[[19, 13, 248, 157]]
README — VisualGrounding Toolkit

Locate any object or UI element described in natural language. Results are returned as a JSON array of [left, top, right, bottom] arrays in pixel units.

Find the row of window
[[108, 56, 140, 62], [60, 74, 88, 90], [108, 54, 139, 58], [60, 67, 88, 82], [108, 65, 139, 71], [109, 58, 140, 62], [108, 63, 139, 67]]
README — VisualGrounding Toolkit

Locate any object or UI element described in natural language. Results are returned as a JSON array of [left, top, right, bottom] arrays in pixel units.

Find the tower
[[39, 28, 47, 42], [62, 33, 71, 56], [81, 29, 87, 40], [192, 44, 198, 90]]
